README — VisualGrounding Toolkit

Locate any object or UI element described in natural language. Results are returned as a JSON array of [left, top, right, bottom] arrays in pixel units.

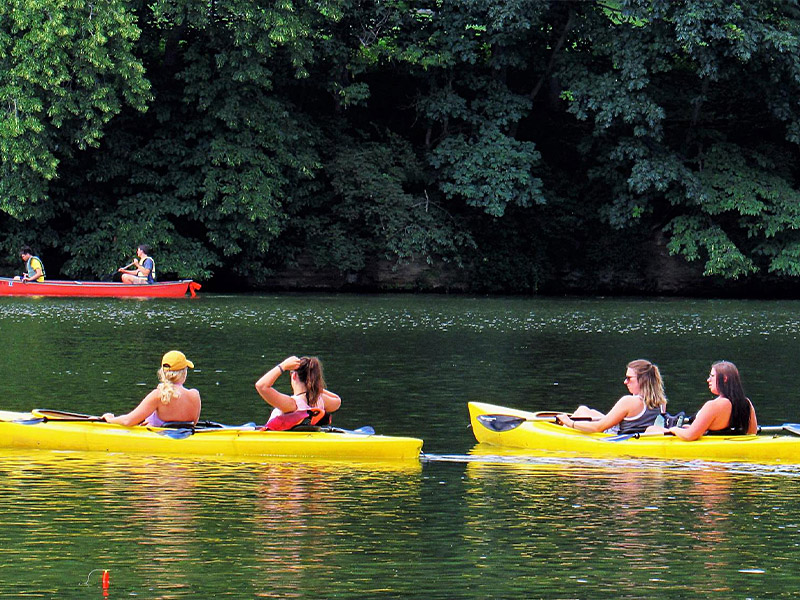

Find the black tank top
[[617, 405, 662, 435]]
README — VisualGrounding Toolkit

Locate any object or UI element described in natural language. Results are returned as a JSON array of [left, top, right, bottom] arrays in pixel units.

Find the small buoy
[[101, 570, 110, 590]]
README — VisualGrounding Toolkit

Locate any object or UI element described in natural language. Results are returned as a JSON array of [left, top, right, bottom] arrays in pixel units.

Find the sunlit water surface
[[2, 294, 800, 597]]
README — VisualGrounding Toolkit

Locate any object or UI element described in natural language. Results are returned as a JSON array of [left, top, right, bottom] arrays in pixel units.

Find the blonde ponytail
[[157, 367, 187, 405]]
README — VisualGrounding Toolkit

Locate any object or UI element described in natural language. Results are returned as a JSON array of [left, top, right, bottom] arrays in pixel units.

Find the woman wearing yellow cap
[[102, 351, 202, 426]]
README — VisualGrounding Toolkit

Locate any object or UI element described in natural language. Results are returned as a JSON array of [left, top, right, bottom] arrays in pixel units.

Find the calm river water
[[1, 293, 800, 598]]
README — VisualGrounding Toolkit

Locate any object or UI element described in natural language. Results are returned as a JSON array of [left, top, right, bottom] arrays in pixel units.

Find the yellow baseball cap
[[161, 350, 194, 371]]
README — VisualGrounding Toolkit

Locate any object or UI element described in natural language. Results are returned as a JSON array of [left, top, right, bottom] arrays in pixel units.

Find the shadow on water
[[423, 448, 800, 478]]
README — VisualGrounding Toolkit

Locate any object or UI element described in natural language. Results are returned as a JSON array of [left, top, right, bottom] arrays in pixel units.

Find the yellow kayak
[[0, 409, 423, 462], [469, 401, 800, 464]]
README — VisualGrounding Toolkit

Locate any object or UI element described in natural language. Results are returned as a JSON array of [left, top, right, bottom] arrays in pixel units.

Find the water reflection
[[5, 294, 800, 597], [0, 450, 422, 598], [459, 450, 792, 598]]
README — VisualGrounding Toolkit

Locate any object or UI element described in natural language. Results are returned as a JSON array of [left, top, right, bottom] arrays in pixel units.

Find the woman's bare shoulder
[[616, 394, 643, 408], [704, 396, 729, 410]]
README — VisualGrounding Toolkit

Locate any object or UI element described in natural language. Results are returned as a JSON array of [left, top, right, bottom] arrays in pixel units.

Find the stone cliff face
[[259, 255, 469, 292], [248, 233, 797, 297]]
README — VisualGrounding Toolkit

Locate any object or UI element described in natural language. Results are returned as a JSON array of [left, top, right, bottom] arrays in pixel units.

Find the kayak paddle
[[759, 424, 800, 436], [606, 431, 675, 442], [157, 424, 377, 439], [607, 424, 800, 442], [13, 408, 106, 424], [104, 261, 136, 282], [476, 413, 592, 433], [32, 408, 105, 421]]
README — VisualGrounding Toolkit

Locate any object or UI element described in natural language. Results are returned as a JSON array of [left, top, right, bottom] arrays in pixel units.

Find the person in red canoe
[[102, 351, 201, 426], [255, 356, 341, 430], [16, 245, 45, 282], [119, 244, 155, 284]]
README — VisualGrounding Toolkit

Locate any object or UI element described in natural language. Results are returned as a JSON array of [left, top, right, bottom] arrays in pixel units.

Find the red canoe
[[0, 278, 201, 298]]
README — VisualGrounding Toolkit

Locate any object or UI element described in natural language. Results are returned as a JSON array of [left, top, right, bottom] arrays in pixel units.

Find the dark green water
[[1, 294, 800, 598]]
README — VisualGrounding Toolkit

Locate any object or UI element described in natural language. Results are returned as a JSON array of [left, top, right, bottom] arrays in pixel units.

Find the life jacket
[[26, 256, 45, 281], [262, 407, 326, 431], [141, 256, 156, 283]]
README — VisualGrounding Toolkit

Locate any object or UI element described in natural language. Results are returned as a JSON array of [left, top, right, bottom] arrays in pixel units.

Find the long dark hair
[[712, 361, 751, 433], [296, 357, 325, 408]]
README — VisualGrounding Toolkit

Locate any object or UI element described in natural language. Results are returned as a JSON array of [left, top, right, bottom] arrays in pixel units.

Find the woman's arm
[[668, 399, 721, 441], [560, 395, 638, 433], [255, 357, 300, 413], [102, 389, 161, 426], [321, 389, 341, 413]]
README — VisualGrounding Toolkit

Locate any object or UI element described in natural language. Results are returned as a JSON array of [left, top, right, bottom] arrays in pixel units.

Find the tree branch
[[530, 8, 574, 102]]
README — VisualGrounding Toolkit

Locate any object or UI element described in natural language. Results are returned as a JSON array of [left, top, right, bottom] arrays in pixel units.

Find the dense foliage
[[2, 0, 800, 293]]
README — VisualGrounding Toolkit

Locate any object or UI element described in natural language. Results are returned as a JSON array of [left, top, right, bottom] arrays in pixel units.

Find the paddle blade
[[157, 429, 195, 440], [13, 418, 46, 425], [476, 414, 527, 432], [319, 425, 376, 435]]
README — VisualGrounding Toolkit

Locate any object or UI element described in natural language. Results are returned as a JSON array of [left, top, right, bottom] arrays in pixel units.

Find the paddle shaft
[[32, 409, 102, 420], [759, 424, 800, 436], [607, 431, 675, 442], [611, 424, 800, 441], [477, 413, 594, 433]]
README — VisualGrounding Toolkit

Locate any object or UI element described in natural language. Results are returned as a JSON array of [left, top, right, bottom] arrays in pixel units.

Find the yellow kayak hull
[[469, 401, 800, 464], [0, 411, 423, 462]]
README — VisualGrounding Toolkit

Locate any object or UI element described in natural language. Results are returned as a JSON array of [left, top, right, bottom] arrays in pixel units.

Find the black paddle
[[606, 431, 674, 442], [607, 423, 800, 442], [10, 408, 105, 425], [476, 413, 593, 433], [26, 409, 105, 422]]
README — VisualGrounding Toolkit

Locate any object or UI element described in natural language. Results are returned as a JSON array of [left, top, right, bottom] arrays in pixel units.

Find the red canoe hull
[[0, 278, 201, 298]]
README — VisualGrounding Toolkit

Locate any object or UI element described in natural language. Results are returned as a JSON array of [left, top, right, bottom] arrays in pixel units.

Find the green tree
[[0, 0, 150, 218], [4, 0, 800, 292], [559, 0, 800, 278], [55, 0, 335, 279]]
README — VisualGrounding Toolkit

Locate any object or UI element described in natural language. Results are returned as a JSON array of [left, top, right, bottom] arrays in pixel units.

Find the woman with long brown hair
[[255, 355, 341, 430], [666, 360, 758, 440]]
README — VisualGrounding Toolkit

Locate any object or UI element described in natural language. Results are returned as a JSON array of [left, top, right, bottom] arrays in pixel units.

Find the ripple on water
[[5, 296, 800, 338]]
